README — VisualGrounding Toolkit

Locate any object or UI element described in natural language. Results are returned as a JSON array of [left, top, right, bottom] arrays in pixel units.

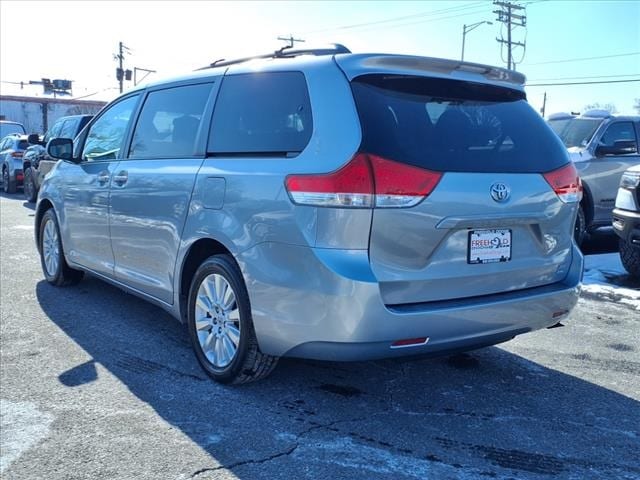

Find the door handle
[[97, 171, 110, 185], [112, 170, 128, 186]]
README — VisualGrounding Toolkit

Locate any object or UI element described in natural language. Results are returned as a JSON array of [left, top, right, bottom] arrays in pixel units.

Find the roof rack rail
[[196, 43, 351, 71]]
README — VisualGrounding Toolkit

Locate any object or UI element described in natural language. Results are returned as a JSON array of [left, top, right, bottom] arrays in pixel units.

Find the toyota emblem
[[490, 182, 510, 202]]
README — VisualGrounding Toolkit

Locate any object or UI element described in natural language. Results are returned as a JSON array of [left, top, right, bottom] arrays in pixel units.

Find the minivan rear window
[[208, 72, 312, 156], [351, 75, 568, 173]]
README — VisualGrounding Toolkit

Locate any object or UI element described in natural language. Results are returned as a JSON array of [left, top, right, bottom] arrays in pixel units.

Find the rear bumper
[[612, 208, 640, 247], [239, 243, 583, 360]]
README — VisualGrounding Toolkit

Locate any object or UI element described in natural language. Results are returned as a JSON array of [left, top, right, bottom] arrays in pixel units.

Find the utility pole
[[541, 91, 547, 117], [493, 1, 526, 70], [114, 42, 132, 93], [277, 35, 305, 48]]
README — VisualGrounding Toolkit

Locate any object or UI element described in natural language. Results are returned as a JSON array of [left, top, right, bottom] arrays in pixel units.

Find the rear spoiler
[[335, 54, 526, 89]]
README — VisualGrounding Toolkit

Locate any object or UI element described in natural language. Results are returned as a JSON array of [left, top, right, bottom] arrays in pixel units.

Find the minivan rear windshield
[[351, 75, 568, 173]]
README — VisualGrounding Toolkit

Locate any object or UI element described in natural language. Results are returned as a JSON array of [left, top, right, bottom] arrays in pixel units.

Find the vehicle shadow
[[581, 228, 619, 255], [35, 277, 640, 479], [0, 190, 24, 201]]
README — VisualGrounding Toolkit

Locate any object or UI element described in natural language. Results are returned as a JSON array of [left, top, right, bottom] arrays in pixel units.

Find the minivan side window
[[208, 72, 312, 156], [600, 122, 637, 152], [129, 83, 213, 159], [82, 95, 139, 162]]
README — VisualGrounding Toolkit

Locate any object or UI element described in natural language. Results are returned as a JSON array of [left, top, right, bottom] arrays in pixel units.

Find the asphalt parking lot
[[1, 191, 639, 480]]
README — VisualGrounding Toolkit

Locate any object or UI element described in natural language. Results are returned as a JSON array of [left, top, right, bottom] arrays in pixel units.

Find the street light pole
[[461, 21, 493, 61]]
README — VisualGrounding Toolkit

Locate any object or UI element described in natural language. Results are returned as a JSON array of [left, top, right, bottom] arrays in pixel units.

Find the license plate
[[468, 229, 512, 264]]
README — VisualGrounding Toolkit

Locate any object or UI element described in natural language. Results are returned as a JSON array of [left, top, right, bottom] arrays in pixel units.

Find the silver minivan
[[37, 46, 584, 384]]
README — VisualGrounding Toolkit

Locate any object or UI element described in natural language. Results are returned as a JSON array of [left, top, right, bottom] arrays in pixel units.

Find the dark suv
[[22, 114, 93, 202], [613, 164, 640, 276]]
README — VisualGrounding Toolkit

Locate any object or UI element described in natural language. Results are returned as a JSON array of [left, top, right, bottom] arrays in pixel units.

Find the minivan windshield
[[351, 75, 568, 173], [547, 117, 603, 148]]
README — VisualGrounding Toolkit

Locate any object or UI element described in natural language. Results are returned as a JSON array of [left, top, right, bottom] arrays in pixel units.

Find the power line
[[526, 51, 640, 66], [526, 78, 640, 87], [71, 87, 118, 101], [333, 7, 492, 35], [528, 72, 640, 82], [304, 2, 487, 35], [304, 2, 485, 34]]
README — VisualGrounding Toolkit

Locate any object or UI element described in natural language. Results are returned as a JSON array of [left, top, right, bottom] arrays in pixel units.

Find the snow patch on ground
[[0, 400, 54, 474], [582, 253, 640, 310]]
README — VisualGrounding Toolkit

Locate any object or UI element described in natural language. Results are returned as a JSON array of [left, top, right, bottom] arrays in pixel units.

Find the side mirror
[[27, 133, 41, 145], [47, 138, 77, 162], [595, 140, 637, 157]]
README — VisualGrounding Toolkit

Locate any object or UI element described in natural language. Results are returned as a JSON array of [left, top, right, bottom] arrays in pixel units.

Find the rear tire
[[3, 167, 16, 194], [574, 204, 587, 247], [619, 238, 640, 277], [187, 254, 278, 384], [24, 167, 37, 203], [39, 209, 84, 286]]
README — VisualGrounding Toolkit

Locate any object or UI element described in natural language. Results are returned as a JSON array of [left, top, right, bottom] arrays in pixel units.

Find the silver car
[[37, 46, 584, 384], [1, 134, 29, 193], [547, 110, 640, 244]]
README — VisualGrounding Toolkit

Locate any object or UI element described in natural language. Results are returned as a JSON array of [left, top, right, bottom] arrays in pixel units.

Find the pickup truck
[[547, 110, 640, 245], [23, 114, 92, 202]]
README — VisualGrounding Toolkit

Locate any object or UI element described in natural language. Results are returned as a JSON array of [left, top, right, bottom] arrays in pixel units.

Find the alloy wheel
[[194, 274, 241, 368], [42, 218, 60, 276]]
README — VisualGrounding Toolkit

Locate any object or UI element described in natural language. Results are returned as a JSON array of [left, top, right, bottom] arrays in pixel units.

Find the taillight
[[369, 154, 442, 207], [543, 163, 582, 203], [11, 151, 23, 158], [285, 153, 442, 208]]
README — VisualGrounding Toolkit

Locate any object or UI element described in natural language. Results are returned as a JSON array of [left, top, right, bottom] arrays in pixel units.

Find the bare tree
[[584, 102, 618, 114]]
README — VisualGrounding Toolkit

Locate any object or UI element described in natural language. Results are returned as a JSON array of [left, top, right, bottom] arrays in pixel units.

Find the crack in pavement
[[189, 415, 369, 478]]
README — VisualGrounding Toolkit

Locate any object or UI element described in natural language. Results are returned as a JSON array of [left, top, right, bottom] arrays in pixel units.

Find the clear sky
[[1, 0, 638, 115]]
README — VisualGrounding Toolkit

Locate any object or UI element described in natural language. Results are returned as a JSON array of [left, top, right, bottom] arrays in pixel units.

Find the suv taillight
[[11, 151, 23, 158], [543, 163, 582, 203], [285, 153, 442, 208]]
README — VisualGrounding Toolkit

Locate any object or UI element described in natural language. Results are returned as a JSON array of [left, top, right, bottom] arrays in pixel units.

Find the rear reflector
[[285, 153, 442, 208], [543, 163, 582, 203], [391, 337, 429, 348], [11, 152, 23, 158]]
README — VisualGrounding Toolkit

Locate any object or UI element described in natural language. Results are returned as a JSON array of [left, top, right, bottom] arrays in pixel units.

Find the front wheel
[[39, 209, 84, 286], [187, 254, 278, 384], [620, 238, 640, 277], [24, 167, 37, 203]]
